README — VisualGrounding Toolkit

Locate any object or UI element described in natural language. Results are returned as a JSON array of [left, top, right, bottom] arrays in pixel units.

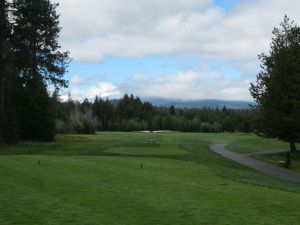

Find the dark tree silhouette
[[12, 0, 70, 88], [250, 16, 300, 152], [0, 0, 9, 143], [10, 0, 70, 141]]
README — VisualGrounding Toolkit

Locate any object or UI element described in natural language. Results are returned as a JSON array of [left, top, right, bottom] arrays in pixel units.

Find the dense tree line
[[1, 0, 69, 143], [56, 94, 256, 134]]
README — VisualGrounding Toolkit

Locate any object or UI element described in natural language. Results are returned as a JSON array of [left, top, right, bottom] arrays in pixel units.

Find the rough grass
[[0, 132, 299, 225], [224, 133, 288, 153], [255, 151, 300, 173]]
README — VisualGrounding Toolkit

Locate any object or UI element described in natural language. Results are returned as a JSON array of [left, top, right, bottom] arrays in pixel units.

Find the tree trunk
[[289, 141, 297, 152], [0, 0, 6, 144]]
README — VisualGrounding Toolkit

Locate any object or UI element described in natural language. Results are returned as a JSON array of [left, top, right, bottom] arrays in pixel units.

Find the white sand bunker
[[140, 130, 173, 133]]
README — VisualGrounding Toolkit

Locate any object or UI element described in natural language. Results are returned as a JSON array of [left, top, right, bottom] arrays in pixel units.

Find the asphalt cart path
[[210, 143, 300, 183]]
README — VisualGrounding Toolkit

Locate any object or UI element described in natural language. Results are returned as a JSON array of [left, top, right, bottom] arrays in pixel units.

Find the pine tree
[[0, 0, 8, 143], [169, 105, 176, 116], [250, 16, 300, 152], [20, 75, 56, 141], [11, 0, 70, 141]]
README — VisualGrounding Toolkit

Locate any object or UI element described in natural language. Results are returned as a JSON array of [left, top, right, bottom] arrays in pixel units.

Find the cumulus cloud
[[56, 0, 300, 101], [61, 81, 121, 100], [58, 0, 300, 62], [63, 59, 258, 101], [86, 82, 121, 98], [119, 69, 251, 100]]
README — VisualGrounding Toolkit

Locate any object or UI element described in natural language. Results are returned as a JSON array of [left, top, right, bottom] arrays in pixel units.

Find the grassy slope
[[0, 132, 299, 225], [223, 133, 288, 153]]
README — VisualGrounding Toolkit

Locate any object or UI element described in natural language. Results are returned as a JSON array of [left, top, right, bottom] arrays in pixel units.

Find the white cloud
[[62, 82, 121, 100], [56, 0, 300, 101], [60, 94, 69, 102], [58, 0, 300, 62], [87, 82, 121, 98], [132, 74, 149, 82], [71, 74, 85, 84], [122, 70, 252, 101], [62, 63, 256, 101]]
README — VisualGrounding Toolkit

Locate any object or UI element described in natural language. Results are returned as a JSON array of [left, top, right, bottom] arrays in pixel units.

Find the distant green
[[0, 132, 299, 225]]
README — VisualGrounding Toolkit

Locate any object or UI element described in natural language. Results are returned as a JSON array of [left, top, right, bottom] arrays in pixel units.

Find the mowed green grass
[[0, 132, 300, 225], [228, 134, 288, 153], [104, 134, 187, 155]]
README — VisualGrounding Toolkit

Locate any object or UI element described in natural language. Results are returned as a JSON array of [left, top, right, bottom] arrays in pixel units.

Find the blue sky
[[67, 56, 199, 83], [214, 0, 240, 11], [58, 0, 300, 101]]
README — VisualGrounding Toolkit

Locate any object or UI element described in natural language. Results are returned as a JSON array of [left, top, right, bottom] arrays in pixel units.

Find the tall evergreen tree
[[93, 96, 113, 129], [169, 105, 176, 116], [20, 75, 56, 141], [4, 54, 21, 143], [10, 0, 70, 141], [250, 16, 300, 152], [0, 0, 8, 143], [12, 0, 69, 88]]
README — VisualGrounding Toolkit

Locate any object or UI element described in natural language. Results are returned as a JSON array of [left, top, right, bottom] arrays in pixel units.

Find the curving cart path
[[210, 143, 300, 183]]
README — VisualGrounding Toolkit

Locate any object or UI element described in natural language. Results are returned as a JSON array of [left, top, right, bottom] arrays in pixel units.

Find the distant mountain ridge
[[142, 98, 253, 109], [110, 97, 254, 109]]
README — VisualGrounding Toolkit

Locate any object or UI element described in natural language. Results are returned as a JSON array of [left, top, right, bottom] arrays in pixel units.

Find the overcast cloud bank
[[58, 0, 300, 101]]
